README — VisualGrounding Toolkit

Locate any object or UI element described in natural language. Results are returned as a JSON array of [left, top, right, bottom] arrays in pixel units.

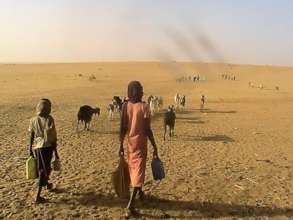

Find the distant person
[[28, 98, 59, 203], [200, 95, 205, 111], [119, 81, 159, 217]]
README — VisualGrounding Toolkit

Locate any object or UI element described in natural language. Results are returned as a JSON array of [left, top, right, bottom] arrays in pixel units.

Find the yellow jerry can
[[26, 156, 37, 179]]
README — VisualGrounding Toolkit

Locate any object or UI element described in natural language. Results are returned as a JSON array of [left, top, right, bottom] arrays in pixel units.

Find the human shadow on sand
[[181, 135, 234, 142], [58, 192, 293, 218]]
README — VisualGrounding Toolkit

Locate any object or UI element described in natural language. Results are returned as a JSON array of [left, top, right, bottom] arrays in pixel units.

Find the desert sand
[[0, 62, 292, 219]]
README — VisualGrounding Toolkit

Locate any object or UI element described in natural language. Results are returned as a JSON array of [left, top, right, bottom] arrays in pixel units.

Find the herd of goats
[[77, 93, 187, 140], [176, 75, 205, 83], [176, 74, 237, 83], [248, 81, 279, 91], [221, 74, 236, 81], [76, 73, 280, 139], [175, 73, 279, 91]]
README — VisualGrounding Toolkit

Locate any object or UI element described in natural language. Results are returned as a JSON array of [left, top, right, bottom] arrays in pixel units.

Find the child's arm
[[28, 131, 35, 157], [119, 103, 128, 156], [145, 118, 158, 158], [51, 117, 59, 159], [52, 142, 59, 159]]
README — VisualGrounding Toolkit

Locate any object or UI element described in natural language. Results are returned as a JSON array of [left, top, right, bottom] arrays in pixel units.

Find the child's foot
[[47, 183, 53, 191], [124, 208, 139, 218], [138, 191, 145, 201], [35, 196, 46, 204]]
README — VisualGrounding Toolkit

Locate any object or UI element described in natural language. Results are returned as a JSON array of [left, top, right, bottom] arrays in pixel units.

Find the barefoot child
[[119, 81, 159, 217], [28, 98, 59, 203]]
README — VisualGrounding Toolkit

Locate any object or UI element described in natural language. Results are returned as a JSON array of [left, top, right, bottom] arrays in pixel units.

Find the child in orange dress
[[119, 81, 158, 217]]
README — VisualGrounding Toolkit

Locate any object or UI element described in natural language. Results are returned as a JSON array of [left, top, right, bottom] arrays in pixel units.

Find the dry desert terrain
[[0, 62, 293, 219]]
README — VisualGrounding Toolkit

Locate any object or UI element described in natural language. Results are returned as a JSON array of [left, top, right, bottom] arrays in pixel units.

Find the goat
[[149, 96, 159, 115], [163, 105, 176, 141], [112, 96, 123, 112], [107, 103, 115, 120], [77, 105, 100, 130], [175, 94, 185, 111]]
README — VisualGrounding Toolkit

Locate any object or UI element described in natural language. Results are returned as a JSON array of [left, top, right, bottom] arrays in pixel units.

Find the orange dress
[[127, 102, 150, 187]]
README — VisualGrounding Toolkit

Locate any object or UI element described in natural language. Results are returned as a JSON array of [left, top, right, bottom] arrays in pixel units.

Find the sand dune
[[0, 62, 292, 219]]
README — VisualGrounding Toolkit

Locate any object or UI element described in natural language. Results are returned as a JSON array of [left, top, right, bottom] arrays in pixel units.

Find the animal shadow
[[203, 109, 237, 114], [176, 109, 197, 115], [182, 120, 205, 124], [177, 116, 200, 121], [183, 135, 234, 143]]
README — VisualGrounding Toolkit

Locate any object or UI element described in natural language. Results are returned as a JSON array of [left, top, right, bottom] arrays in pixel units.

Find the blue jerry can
[[151, 158, 165, 181]]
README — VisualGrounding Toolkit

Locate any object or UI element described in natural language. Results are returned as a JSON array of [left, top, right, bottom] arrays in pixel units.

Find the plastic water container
[[111, 156, 130, 198], [26, 156, 37, 179], [151, 158, 165, 181]]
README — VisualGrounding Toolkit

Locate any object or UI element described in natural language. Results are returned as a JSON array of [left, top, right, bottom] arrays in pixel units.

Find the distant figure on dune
[[119, 81, 159, 217], [248, 82, 254, 88], [28, 98, 59, 203], [200, 95, 205, 111]]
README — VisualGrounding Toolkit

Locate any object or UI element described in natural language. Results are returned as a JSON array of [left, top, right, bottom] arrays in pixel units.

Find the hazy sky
[[1, 0, 293, 65]]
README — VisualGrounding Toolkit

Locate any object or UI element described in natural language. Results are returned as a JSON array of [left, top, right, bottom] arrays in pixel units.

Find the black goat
[[77, 105, 100, 130], [163, 106, 176, 140]]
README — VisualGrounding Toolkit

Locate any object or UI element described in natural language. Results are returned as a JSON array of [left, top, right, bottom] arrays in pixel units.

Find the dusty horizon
[[1, 61, 293, 69], [1, 1, 293, 66]]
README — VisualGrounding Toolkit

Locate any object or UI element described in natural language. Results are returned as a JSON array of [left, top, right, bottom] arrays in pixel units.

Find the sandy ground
[[0, 62, 293, 220]]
